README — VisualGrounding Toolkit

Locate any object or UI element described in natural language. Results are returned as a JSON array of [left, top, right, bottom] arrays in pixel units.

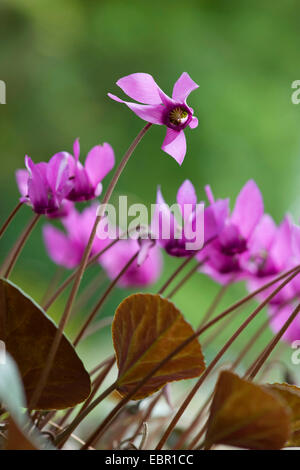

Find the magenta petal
[[85, 143, 115, 187], [271, 216, 293, 270], [176, 180, 197, 217], [73, 138, 80, 160], [205, 185, 215, 204], [172, 72, 199, 102], [47, 152, 70, 196], [161, 128, 186, 165], [189, 116, 198, 129], [15, 169, 29, 198], [43, 225, 81, 269], [26, 160, 49, 213], [116, 73, 163, 105], [231, 180, 264, 239], [108, 93, 164, 125], [248, 214, 277, 254], [151, 187, 177, 242]]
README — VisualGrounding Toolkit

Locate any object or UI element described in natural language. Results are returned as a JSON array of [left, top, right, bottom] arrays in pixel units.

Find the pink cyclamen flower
[[16, 153, 73, 217], [108, 72, 199, 165], [100, 238, 162, 288], [66, 139, 115, 201], [43, 204, 110, 269], [246, 216, 295, 304], [151, 180, 228, 258], [198, 180, 264, 284]]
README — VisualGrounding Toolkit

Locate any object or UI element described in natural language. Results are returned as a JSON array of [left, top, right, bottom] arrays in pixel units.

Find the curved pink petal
[[73, 138, 80, 160], [231, 180, 264, 239], [172, 72, 199, 102], [116, 73, 163, 105], [270, 216, 293, 270], [151, 187, 177, 242], [15, 169, 29, 198], [26, 159, 49, 213], [85, 143, 115, 187], [108, 93, 164, 125], [47, 152, 71, 197], [189, 116, 198, 129], [161, 128, 186, 165], [176, 180, 197, 217], [43, 225, 82, 269]]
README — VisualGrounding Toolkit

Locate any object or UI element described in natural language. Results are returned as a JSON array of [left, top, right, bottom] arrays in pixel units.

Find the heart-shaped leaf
[[0, 278, 91, 410], [204, 370, 291, 450], [266, 383, 300, 447], [112, 293, 205, 400]]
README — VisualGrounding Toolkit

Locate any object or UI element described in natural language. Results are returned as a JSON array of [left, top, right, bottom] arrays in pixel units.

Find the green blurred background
[[1, 0, 300, 381]]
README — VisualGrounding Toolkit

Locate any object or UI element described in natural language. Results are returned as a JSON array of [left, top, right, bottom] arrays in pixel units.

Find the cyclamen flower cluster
[[14, 72, 300, 344]]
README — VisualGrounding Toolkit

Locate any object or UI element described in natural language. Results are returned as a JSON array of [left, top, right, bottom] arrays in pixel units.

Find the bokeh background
[[1, 0, 300, 385]]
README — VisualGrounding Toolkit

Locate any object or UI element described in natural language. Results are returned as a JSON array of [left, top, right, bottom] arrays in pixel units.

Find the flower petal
[[231, 180, 264, 239], [189, 116, 198, 129], [108, 94, 164, 125], [43, 225, 82, 269], [26, 158, 49, 213], [172, 72, 199, 102], [47, 152, 71, 197], [151, 187, 177, 243], [116, 73, 163, 105], [176, 180, 197, 217], [15, 169, 29, 198], [161, 128, 186, 165], [73, 138, 80, 160], [85, 143, 115, 188]]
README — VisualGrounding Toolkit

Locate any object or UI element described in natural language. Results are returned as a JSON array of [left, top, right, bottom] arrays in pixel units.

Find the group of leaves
[[1, 277, 300, 450]]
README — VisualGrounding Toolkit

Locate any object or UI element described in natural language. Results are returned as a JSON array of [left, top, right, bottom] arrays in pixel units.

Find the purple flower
[[66, 139, 115, 201], [43, 204, 110, 269], [151, 180, 228, 258], [246, 216, 296, 304], [100, 238, 162, 288], [108, 72, 199, 165], [198, 180, 264, 284], [16, 153, 73, 217]]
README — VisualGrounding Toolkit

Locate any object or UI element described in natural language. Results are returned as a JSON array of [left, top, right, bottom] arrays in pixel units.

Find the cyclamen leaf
[[204, 370, 291, 450], [0, 278, 91, 410], [266, 383, 300, 448], [112, 293, 205, 400]]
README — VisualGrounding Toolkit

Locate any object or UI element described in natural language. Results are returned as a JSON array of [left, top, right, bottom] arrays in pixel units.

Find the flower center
[[168, 107, 189, 126]]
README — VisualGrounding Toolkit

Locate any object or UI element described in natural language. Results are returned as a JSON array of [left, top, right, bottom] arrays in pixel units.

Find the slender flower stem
[[246, 303, 300, 380], [167, 261, 204, 299], [0, 202, 23, 240], [197, 280, 232, 329], [72, 266, 300, 450], [57, 356, 116, 434], [155, 267, 300, 450], [158, 255, 196, 295], [71, 271, 106, 317], [40, 266, 65, 306], [3, 214, 41, 279], [43, 237, 121, 311], [73, 252, 139, 347], [28, 123, 152, 412]]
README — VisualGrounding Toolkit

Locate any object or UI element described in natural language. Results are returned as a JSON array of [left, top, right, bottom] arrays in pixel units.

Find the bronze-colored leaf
[[204, 370, 291, 450], [0, 278, 91, 410], [6, 417, 38, 450], [112, 293, 205, 400], [266, 383, 300, 447]]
